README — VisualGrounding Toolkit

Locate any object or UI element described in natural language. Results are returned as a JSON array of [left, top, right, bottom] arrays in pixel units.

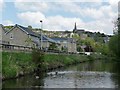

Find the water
[[2, 59, 120, 88]]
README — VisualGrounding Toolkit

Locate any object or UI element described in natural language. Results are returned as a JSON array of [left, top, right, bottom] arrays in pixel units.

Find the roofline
[[17, 24, 29, 34], [0, 24, 8, 32], [5, 24, 29, 35], [4, 24, 61, 44]]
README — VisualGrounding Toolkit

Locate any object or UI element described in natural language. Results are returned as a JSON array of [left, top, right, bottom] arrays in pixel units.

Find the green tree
[[109, 18, 120, 58], [28, 25, 32, 29], [109, 35, 119, 57]]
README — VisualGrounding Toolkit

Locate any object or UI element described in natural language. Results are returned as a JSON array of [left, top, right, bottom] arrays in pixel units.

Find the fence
[[0, 43, 33, 52], [0, 43, 76, 54]]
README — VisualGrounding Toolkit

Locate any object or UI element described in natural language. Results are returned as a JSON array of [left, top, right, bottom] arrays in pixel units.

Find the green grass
[[43, 54, 90, 69], [2, 52, 35, 79], [2, 52, 103, 79]]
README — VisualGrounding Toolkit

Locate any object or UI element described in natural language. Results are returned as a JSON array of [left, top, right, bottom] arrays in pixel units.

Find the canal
[[2, 59, 120, 88]]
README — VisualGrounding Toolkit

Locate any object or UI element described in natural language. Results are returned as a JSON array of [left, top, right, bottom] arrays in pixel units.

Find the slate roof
[[17, 24, 39, 37], [5, 24, 59, 44], [51, 37, 68, 41], [39, 34, 59, 44], [51, 37, 76, 43]]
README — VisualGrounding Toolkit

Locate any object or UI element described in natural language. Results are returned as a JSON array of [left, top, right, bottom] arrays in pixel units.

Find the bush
[[32, 49, 44, 65], [32, 49, 45, 72]]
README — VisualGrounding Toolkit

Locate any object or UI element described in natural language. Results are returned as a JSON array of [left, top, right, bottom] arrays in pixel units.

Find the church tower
[[73, 22, 77, 33]]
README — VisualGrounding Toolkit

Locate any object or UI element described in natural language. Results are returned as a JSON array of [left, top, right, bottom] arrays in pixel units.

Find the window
[[10, 33, 13, 39]]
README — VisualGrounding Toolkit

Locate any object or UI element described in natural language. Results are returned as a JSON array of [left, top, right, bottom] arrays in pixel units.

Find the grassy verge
[[2, 52, 35, 79], [2, 52, 106, 80], [43, 54, 90, 69]]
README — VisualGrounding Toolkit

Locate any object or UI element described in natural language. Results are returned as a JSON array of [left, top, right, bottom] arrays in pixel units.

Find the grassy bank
[[2, 52, 35, 79], [2, 52, 105, 80]]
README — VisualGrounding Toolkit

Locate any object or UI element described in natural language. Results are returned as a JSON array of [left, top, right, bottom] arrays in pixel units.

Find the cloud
[[17, 10, 116, 34], [14, 1, 118, 20], [17, 11, 46, 24], [15, 1, 118, 34], [17, 11, 84, 31], [14, 0, 49, 12], [46, 15, 84, 31], [57, 2, 117, 20], [85, 18, 114, 34], [3, 20, 14, 26], [0, 0, 5, 12]]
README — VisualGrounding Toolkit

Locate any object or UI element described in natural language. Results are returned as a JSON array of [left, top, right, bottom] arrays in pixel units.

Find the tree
[[109, 18, 120, 58], [28, 25, 32, 29], [109, 35, 119, 57], [118, 18, 120, 58]]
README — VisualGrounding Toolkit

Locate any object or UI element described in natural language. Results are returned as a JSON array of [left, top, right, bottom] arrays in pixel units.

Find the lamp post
[[40, 20, 43, 50]]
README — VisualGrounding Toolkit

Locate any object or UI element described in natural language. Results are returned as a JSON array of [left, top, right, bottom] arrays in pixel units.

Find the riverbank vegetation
[[2, 51, 106, 80], [108, 18, 120, 59]]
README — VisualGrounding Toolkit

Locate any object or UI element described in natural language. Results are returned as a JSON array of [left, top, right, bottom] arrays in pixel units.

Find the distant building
[[51, 37, 77, 53], [73, 22, 85, 35]]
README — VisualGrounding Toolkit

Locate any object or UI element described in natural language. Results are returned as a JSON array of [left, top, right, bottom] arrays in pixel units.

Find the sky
[[0, 0, 119, 35]]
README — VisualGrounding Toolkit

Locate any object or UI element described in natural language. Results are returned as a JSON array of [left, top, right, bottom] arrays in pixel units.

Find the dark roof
[[5, 24, 59, 44], [17, 24, 39, 37], [51, 37, 76, 43], [51, 37, 68, 41], [18, 24, 60, 44], [74, 29, 85, 32], [39, 34, 59, 44]]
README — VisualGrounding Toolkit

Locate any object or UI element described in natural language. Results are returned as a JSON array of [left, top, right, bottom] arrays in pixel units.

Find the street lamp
[[40, 20, 43, 50]]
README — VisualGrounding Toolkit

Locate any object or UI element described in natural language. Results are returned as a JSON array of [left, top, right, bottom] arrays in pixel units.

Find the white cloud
[[46, 15, 84, 31], [85, 18, 114, 34], [0, 0, 5, 12], [15, 1, 118, 34], [18, 11, 46, 24], [3, 20, 14, 26], [17, 11, 116, 34], [15, 0, 49, 12], [108, 0, 119, 7], [17, 11, 84, 31], [59, 2, 117, 20]]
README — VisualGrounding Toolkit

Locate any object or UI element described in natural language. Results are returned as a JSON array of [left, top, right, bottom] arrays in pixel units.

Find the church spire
[[73, 22, 77, 33], [74, 22, 77, 30]]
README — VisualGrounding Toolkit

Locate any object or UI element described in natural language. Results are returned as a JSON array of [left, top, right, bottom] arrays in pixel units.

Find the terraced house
[[1, 24, 59, 49], [1, 24, 77, 53], [0, 24, 9, 44]]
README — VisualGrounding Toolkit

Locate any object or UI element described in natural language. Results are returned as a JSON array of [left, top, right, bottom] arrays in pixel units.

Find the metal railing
[[0, 43, 33, 52], [0, 43, 77, 54]]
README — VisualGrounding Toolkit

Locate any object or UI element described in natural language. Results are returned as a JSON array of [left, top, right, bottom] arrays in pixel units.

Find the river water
[[2, 59, 120, 88]]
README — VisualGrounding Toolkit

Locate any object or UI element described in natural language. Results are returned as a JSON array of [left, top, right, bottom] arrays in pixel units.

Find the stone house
[[3, 24, 58, 49], [0, 24, 9, 44], [4, 24, 39, 48]]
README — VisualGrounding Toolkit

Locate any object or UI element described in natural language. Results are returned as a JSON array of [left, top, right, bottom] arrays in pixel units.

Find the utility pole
[[40, 20, 43, 50]]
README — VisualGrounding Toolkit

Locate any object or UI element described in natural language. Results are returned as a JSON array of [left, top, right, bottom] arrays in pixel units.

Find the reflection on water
[[2, 60, 120, 88]]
